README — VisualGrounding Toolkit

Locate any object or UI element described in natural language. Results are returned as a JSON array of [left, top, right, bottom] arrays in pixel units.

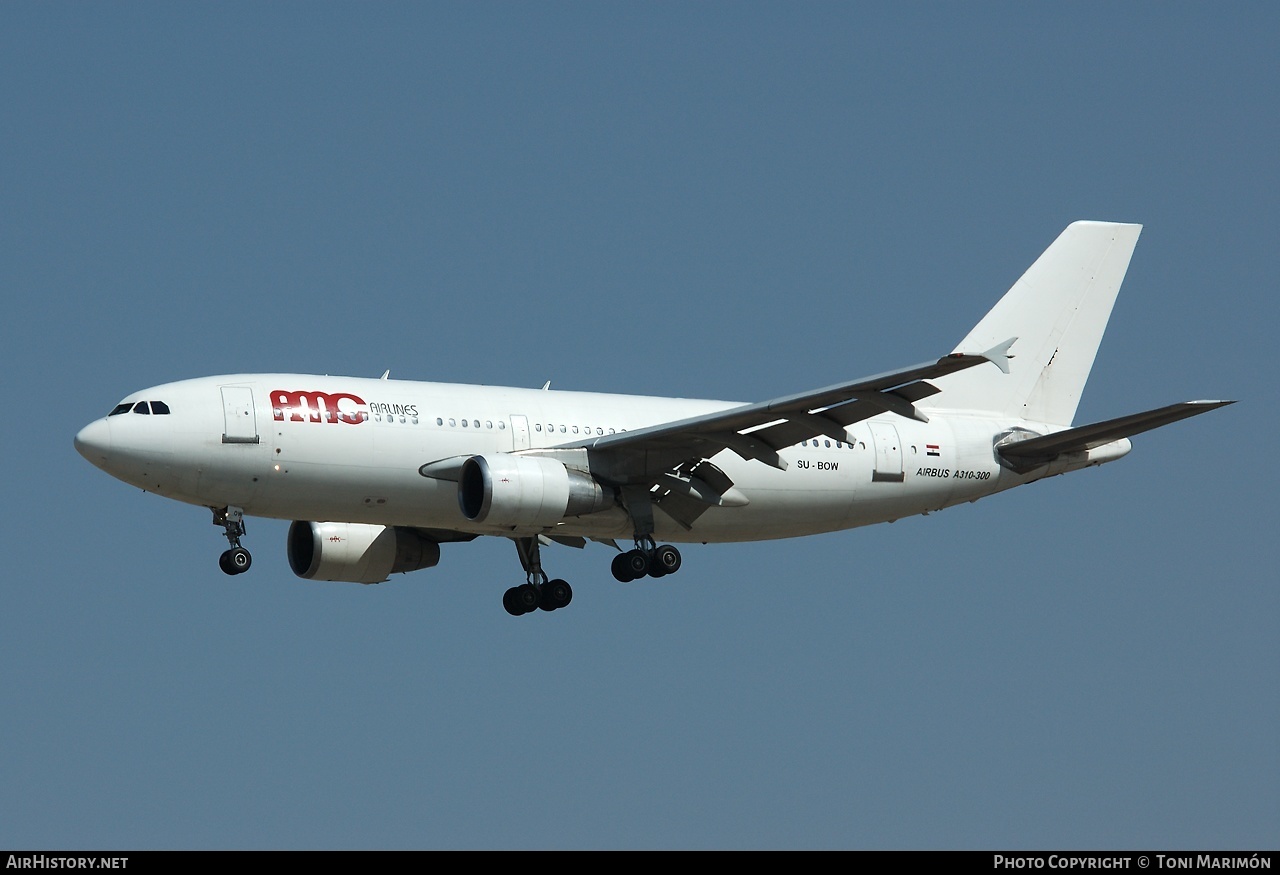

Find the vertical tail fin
[[932, 221, 1142, 426]]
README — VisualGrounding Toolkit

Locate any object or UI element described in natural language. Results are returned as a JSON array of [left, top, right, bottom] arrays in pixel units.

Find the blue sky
[[2, 2, 1275, 850]]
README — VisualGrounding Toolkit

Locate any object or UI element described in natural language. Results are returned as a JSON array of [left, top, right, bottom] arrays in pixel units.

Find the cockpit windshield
[[109, 401, 171, 416]]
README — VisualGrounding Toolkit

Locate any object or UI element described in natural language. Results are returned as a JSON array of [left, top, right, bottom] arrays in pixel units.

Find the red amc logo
[[271, 390, 368, 425]]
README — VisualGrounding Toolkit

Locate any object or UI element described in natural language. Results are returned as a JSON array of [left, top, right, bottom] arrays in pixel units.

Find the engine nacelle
[[458, 453, 611, 528], [287, 521, 440, 584]]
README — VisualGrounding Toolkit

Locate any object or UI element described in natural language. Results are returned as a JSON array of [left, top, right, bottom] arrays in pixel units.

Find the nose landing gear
[[212, 506, 252, 575]]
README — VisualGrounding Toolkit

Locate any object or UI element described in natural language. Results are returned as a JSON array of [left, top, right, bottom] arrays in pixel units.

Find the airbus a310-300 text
[[75, 222, 1232, 615]]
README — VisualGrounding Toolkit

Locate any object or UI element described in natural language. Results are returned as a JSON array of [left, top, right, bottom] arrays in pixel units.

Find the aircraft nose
[[74, 418, 112, 465]]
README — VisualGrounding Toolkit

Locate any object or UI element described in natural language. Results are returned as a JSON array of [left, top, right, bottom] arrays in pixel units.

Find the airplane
[[74, 221, 1232, 616]]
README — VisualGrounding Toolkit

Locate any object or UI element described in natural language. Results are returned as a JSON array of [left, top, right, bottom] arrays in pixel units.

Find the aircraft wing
[[557, 341, 1014, 476], [996, 400, 1235, 474], [420, 342, 1013, 531]]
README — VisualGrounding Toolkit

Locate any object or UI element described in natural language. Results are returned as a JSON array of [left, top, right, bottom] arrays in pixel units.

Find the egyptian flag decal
[[926, 444, 941, 457]]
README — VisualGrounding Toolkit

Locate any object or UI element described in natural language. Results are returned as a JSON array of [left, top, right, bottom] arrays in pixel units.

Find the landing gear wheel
[[652, 544, 681, 576], [611, 552, 636, 582], [539, 579, 573, 611], [503, 584, 541, 616], [219, 547, 252, 576], [515, 583, 541, 614], [624, 549, 650, 580]]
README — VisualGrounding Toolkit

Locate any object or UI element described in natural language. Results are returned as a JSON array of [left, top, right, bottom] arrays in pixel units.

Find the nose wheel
[[218, 546, 252, 575], [212, 506, 252, 576]]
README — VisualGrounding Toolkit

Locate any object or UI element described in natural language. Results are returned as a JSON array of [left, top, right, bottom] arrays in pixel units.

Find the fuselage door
[[221, 386, 260, 444], [510, 414, 530, 451], [869, 421, 904, 482]]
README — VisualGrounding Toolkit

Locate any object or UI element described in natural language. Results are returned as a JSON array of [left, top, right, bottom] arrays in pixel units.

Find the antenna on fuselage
[[380, 370, 390, 380], [541, 381, 551, 390]]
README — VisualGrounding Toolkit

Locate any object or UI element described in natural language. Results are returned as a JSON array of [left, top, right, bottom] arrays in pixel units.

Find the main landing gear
[[212, 506, 252, 576], [503, 536, 573, 616], [610, 537, 682, 582], [502, 486, 682, 615], [501, 536, 685, 616]]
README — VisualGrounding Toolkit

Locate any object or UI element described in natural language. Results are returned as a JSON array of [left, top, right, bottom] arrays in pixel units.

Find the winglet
[[981, 337, 1017, 374]]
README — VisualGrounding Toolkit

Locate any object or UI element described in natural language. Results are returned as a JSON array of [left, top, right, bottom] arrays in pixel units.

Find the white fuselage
[[74, 373, 1108, 543]]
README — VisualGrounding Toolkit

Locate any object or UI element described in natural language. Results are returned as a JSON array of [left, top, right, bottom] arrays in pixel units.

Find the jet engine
[[287, 521, 440, 584], [458, 453, 612, 528]]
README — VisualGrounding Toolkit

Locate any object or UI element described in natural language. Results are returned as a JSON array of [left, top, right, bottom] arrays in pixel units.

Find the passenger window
[[436, 417, 443, 426], [597, 427, 603, 435], [486, 420, 493, 429], [498, 421, 506, 430], [133, 402, 151, 415], [449, 418, 456, 427], [825, 440, 831, 448], [572, 426, 579, 434], [559, 425, 566, 433], [462, 419, 468, 427], [473, 420, 479, 429], [535, 423, 542, 432]]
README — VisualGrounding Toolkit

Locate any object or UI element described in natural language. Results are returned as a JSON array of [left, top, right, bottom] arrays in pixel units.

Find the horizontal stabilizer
[[998, 400, 1234, 473]]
